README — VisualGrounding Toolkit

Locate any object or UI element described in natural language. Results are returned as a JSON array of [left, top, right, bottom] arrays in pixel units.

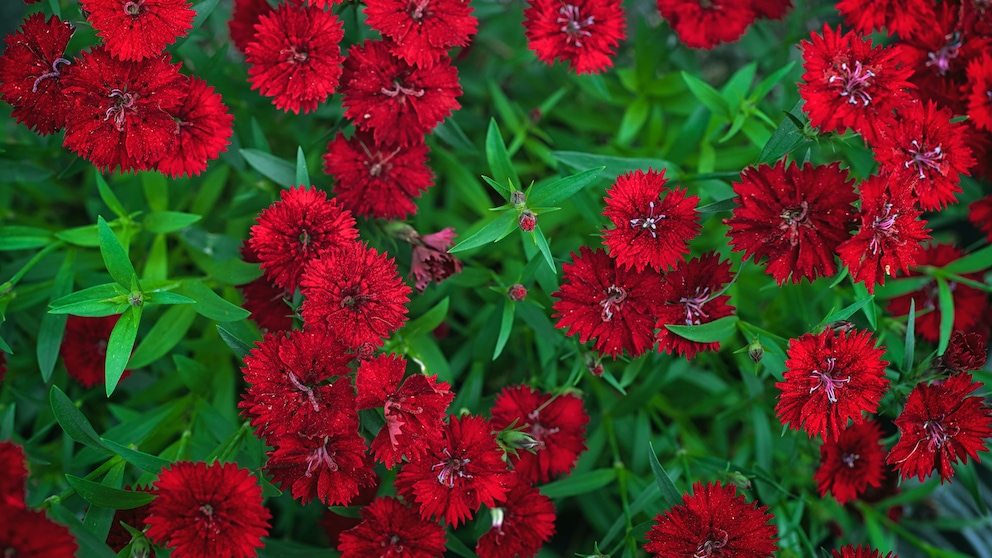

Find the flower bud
[[518, 210, 537, 232], [747, 337, 764, 363], [510, 189, 527, 208], [508, 284, 527, 301]]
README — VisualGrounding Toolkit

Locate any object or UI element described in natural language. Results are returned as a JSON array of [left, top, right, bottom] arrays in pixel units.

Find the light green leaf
[[240, 148, 295, 188], [143, 211, 202, 233], [540, 469, 616, 499], [485, 119, 518, 196], [128, 304, 197, 368], [937, 278, 954, 355], [95, 171, 127, 219], [528, 167, 604, 208], [0, 226, 54, 251], [552, 151, 679, 181], [681, 72, 730, 118], [98, 216, 136, 289], [295, 146, 310, 186], [448, 211, 518, 253], [493, 300, 514, 360], [106, 307, 140, 396], [665, 316, 738, 343]]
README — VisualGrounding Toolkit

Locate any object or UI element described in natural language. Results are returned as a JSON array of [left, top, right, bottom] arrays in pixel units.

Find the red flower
[[655, 252, 736, 359], [60, 314, 122, 388], [320, 478, 379, 547], [552, 246, 665, 359], [323, 131, 435, 220], [601, 168, 700, 272], [106, 486, 152, 552], [300, 240, 412, 349], [835, 0, 933, 36], [338, 497, 447, 558], [265, 430, 376, 506], [476, 477, 557, 558], [833, 546, 896, 558], [798, 25, 915, 145], [403, 227, 462, 293], [968, 195, 992, 242], [775, 329, 890, 441], [236, 241, 295, 333], [80, 0, 194, 61], [724, 160, 857, 285], [656, 0, 755, 49], [364, 0, 477, 68], [156, 76, 233, 178], [0, 441, 27, 508], [246, 3, 344, 114], [814, 421, 886, 504], [523, 0, 626, 74], [395, 414, 510, 527], [490, 385, 589, 484], [939, 331, 988, 373], [249, 185, 358, 292], [965, 53, 992, 133], [0, 507, 77, 558], [146, 461, 271, 558], [341, 40, 462, 147], [228, 0, 273, 53], [0, 13, 74, 135], [749, 0, 791, 20], [835, 175, 930, 294], [887, 373, 992, 483], [645, 481, 778, 558]]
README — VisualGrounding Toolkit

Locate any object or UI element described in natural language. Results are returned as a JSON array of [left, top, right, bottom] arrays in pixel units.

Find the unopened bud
[[508, 284, 527, 302], [583, 353, 604, 377], [131, 539, 151, 558], [503, 429, 542, 452], [510, 190, 527, 208], [747, 337, 764, 363], [518, 210, 537, 232], [727, 471, 752, 490], [825, 320, 855, 334]]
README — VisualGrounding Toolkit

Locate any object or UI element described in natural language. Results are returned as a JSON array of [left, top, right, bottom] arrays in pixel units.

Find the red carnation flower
[[835, 0, 933, 37], [601, 168, 700, 272], [0, 507, 77, 558], [775, 328, 890, 441], [265, 430, 376, 506], [965, 53, 992, 133], [228, 0, 274, 53], [887, 373, 992, 483], [939, 331, 988, 373], [552, 246, 665, 359], [833, 545, 896, 558], [490, 385, 589, 484], [476, 477, 557, 558], [249, 185, 358, 292], [338, 497, 447, 558], [146, 461, 270, 558], [657, 0, 755, 49], [300, 240, 412, 350], [0, 13, 74, 135], [835, 175, 930, 294], [364, 0, 478, 68], [236, 241, 295, 333], [725, 160, 857, 285], [798, 25, 915, 145], [645, 481, 778, 558], [395, 414, 510, 527], [655, 251, 736, 359], [401, 226, 462, 293], [814, 421, 886, 504], [246, 3, 344, 114], [60, 314, 122, 388], [322, 131, 435, 220], [969, 195, 992, 242], [80, 0, 194, 61], [156, 76, 233, 178], [0, 441, 28, 507], [523, 0, 626, 74], [340, 40, 462, 147]]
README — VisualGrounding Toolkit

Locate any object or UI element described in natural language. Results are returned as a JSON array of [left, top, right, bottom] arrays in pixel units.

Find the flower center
[[298, 227, 311, 247], [365, 146, 402, 177], [432, 448, 472, 488], [198, 503, 221, 534], [828, 61, 875, 106], [905, 140, 943, 180], [778, 201, 810, 247], [841, 451, 860, 467], [287, 371, 321, 413], [123, 0, 142, 15], [408, 0, 431, 21], [339, 289, 374, 308], [557, 5, 594, 47], [923, 416, 960, 452], [383, 534, 404, 551], [869, 202, 899, 255], [31, 57, 71, 93], [104, 88, 138, 132], [599, 284, 627, 322], [281, 46, 308, 64], [381, 80, 425, 98], [305, 440, 339, 476], [527, 410, 559, 444], [926, 32, 962, 76], [679, 286, 711, 326], [694, 528, 729, 558], [629, 201, 666, 238], [808, 357, 851, 403]]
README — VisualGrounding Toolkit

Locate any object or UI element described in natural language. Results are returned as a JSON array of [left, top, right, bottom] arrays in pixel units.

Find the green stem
[[0, 240, 65, 295], [212, 421, 252, 464], [41, 455, 123, 508]]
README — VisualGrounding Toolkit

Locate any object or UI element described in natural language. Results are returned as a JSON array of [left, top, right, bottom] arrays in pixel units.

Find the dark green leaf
[[756, 100, 806, 164], [937, 278, 954, 355], [0, 226, 54, 251], [147, 292, 196, 306], [540, 468, 616, 499], [191, 0, 222, 30], [403, 297, 449, 338], [240, 148, 295, 188], [218, 325, 253, 359], [485, 119, 518, 195], [1, 404, 16, 440], [433, 117, 477, 154], [681, 72, 730, 118], [106, 307, 140, 396], [128, 304, 197, 368], [751, 61, 796, 101], [903, 299, 916, 373], [820, 295, 874, 327], [448, 211, 518, 253], [552, 151, 679, 180], [696, 198, 737, 213], [47, 281, 125, 317], [493, 300, 514, 360], [98, 216, 136, 289], [38, 251, 75, 381], [50, 386, 111, 453], [143, 211, 202, 233], [101, 438, 171, 473], [665, 316, 738, 343], [445, 535, 476, 558], [257, 539, 337, 558], [533, 224, 556, 275], [66, 475, 155, 509], [48, 504, 118, 558], [207, 258, 264, 285], [527, 167, 604, 208], [648, 442, 682, 509], [177, 280, 250, 321], [95, 171, 128, 219], [295, 146, 310, 186], [617, 98, 650, 144]]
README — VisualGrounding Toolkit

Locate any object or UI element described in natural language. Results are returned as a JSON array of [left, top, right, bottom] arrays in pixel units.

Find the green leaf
[[50, 386, 111, 454], [448, 211, 518, 253], [48, 504, 118, 558], [617, 98, 650, 144], [681, 72, 730, 118], [106, 307, 140, 396], [527, 167, 604, 208], [1, 404, 15, 440], [820, 295, 874, 327], [402, 297, 449, 338], [217, 325, 253, 360], [128, 304, 197, 368], [697, 198, 738, 213], [144, 234, 168, 282], [433, 117, 478, 154], [147, 292, 196, 306], [140, 171, 168, 212], [95, 171, 128, 219], [665, 315, 738, 343], [177, 280, 250, 321], [445, 535, 477, 558], [936, 277, 954, 355], [98, 216, 137, 289], [240, 148, 295, 188], [48, 283, 126, 317], [0, 226, 55, 251], [540, 468, 616, 499], [295, 146, 310, 186], [751, 61, 796, 101], [485, 119, 518, 196], [207, 258, 264, 285], [493, 300, 514, 360], [65, 475, 155, 509], [903, 298, 916, 373], [648, 442, 682, 509], [143, 211, 202, 233], [38, 251, 75, 382], [55, 224, 101, 247], [756, 100, 806, 164], [552, 151, 679, 181], [532, 224, 556, 275], [101, 438, 171, 473], [190, 0, 222, 30], [943, 244, 992, 274]]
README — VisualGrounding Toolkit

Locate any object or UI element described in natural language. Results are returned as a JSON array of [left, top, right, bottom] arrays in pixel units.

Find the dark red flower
[[887, 373, 992, 483], [490, 385, 589, 484], [965, 53, 992, 133], [300, 240, 412, 349], [364, 0, 478, 68], [939, 331, 988, 373], [320, 477, 379, 547], [228, 0, 274, 53], [508, 284, 527, 301], [246, 3, 344, 114], [145, 461, 270, 558], [552, 246, 665, 359], [0, 507, 77, 558], [236, 241, 295, 333], [814, 421, 886, 504], [798, 25, 915, 145], [749, 0, 791, 20], [835, 0, 933, 36], [265, 430, 376, 505], [523, 0, 626, 74], [106, 486, 152, 553], [249, 185, 358, 292], [724, 160, 857, 285], [601, 168, 700, 272], [657, 0, 755, 49], [476, 476, 556, 558], [968, 194, 992, 243], [156, 76, 233, 178], [0, 441, 27, 508], [0, 352, 5, 383], [655, 251, 736, 359], [645, 481, 778, 558], [341, 40, 462, 147], [833, 545, 896, 558], [775, 329, 890, 441], [0, 13, 74, 135], [406, 227, 462, 293], [322, 131, 435, 220], [835, 175, 930, 294], [395, 414, 510, 527], [80, 0, 194, 61], [60, 314, 122, 388], [338, 497, 447, 557]]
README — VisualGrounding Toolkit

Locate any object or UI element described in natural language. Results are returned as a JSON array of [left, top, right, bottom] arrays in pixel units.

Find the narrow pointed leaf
[[105, 308, 140, 396], [97, 216, 136, 289]]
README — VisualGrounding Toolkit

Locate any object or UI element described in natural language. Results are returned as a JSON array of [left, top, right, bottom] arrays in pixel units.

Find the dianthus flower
[[364, 0, 478, 68], [724, 160, 856, 285], [814, 421, 886, 504], [835, 175, 930, 294], [156, 76, 233, 178], [322, 131, 435, 220], [775, 329, 890, 441], [965, 53, 992, 133], [249, 185, 358, 292], [655, 252, 736, 359], [300, 240, 412, 350], [340, 40, 462, 147], [835, 0, 932, 36], [968, 195, 992, 242], [236, 241, 295, 333], [0, 507, 77, 558], [245, 3, 344, 114], [0, 441, 27, 507], [0, 13, 74, 135], [338, 497, 448, 558], [476, 476, 557, 558], [490, 385, 589, 484], [523, 0, 626, 74], [834, 546, 896, 558], [265, 430, 376, 506], [645, 481, 778, 558], [395, 414, 510, 527], [938, 331, 988, 373], [552, 246, 665, 359], [887, 373, 992, 483], [798, 25, 915, 145], [228, 0, 274, 53], [60, 314, 122, 388], [146, 461, 270, 558], [406, 227, 462, 293], [80, 0, 194, 61], [601, 168, 699, 272], [657, 0, 756, 49]]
